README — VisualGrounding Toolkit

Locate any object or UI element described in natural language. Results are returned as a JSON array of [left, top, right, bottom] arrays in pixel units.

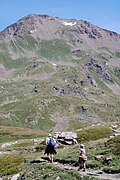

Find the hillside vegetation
[[0, 127, 119, 179]]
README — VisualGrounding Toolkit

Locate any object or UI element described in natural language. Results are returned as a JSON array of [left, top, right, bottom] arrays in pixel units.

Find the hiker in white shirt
[[78, 144, 87, 171], [44, 133, 56, 163]]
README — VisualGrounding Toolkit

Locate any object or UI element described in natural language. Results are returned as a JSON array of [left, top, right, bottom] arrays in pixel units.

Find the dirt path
[[41, 158, 120, 180], [55, 163, 119, 180], [51, 112, 69, 132]]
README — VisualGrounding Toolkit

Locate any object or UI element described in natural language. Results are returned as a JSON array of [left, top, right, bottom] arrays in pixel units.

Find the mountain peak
[[0, 14, 120, 50]]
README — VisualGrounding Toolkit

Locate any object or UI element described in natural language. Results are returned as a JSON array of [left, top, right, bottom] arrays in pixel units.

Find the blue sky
[[0, 0, 120, 33]]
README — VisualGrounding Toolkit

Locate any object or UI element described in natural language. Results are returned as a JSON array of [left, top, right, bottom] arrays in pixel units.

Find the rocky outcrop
[[55, 131, 78, 145], [85, 59, 114, 83], [87, 74, 97, 87], [71, 49, 85, 57], [114, 69, 120, 79]]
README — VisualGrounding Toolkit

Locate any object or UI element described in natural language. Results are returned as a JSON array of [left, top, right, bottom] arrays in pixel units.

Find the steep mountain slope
[[0, 14, 120, 131]]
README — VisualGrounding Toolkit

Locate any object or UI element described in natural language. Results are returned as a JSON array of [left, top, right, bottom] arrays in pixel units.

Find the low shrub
[[77, 126, 112, 142], [0, 154, 23, 176], [105, 135, 120, 155]]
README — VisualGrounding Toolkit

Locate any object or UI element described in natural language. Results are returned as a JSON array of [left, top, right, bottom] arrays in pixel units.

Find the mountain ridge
[[0, 14, 120, 61], [1, 14, 120, 36]]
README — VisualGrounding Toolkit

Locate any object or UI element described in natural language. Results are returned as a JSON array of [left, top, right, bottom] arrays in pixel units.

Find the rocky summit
[[0, 14, 120, 131]]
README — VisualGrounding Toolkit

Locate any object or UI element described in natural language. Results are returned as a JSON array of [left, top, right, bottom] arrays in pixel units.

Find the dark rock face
[[0, 14, 49, 39], [71, 49, 85, 57], [114, 69, 120, 79], [76, 23, 102, 39], [85, 60, 114, 83], [87, 74, 97, 87]]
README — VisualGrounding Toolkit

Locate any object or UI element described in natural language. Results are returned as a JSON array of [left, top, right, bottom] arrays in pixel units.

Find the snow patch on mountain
[[30, 30, 36, 33], [62, 21, 77, 26]]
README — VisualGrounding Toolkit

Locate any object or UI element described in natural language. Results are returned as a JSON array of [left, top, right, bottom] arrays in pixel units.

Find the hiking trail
[[39, 157, 120, 180]]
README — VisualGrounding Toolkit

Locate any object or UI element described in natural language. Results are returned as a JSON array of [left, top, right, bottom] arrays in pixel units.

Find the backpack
[[48, 137, 55, 147], [79, 154, 87, 162]]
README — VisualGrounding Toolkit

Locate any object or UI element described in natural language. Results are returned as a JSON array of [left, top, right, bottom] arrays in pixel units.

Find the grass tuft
[[0, 154, 23, 176]]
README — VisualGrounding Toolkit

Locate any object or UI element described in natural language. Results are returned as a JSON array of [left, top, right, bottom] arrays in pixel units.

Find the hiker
[[44, 133, 57, 163], [78, 144, 87, 171]]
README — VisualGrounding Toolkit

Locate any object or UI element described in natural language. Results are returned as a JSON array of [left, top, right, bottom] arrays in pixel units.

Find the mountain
[[0, 14, 120, 131]]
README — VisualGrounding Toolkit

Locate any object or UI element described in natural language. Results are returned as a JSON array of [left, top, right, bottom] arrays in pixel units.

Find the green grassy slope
[[0, 30, 120, 132]]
